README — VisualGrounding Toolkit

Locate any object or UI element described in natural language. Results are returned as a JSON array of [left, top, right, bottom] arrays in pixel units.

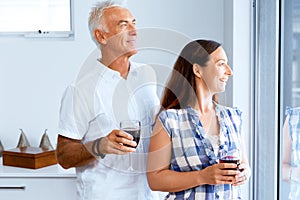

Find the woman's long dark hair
[[161, 39, 221, 110]]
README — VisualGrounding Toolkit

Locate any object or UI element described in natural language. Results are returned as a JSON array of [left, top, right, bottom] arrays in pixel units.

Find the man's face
[[101, 7, 138, 59]]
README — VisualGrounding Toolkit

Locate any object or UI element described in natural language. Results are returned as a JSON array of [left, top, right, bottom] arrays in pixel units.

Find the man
[[56, 1, 160, 199]]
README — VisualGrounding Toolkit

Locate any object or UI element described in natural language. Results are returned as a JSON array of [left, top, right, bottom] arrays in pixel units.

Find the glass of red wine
[[120, 120, 141, 170], [219, 149, 241, 171]]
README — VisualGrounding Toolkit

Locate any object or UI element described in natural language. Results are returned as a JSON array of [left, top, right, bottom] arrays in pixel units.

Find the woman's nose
[[226, 64, 233, 76]]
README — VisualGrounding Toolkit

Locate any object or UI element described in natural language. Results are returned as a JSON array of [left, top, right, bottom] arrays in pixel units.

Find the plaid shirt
[[158, 104, 243, 200], [286, 107, 300, 200], [286, 107, 300, 167]]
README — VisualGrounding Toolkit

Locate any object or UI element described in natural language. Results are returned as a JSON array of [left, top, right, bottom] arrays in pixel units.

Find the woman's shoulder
[[158, 108, 189, 119], [161, 108, 189, 114], [216, 104, 242, 116], [286, 106, 300, 115]]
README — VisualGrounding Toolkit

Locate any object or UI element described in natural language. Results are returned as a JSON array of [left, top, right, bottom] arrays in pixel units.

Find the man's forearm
[[56, 135, 95, 169]]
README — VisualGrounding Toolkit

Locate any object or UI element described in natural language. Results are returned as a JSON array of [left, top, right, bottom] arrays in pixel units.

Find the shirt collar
[[96, 59, 138, 81], [185, 102, 219, 117]]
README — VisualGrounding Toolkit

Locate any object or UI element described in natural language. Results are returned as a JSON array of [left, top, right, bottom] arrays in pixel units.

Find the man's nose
[[128, 23, 137, 35]]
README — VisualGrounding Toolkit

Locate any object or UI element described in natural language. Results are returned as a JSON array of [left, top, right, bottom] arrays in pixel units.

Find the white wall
[[224, 1, 253, 199], [0, 0, 225, 149], [0, 1, 93, 149]]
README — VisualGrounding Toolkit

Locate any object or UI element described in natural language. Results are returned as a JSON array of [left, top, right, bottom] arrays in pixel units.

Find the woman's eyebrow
[[215, 58, 227, 63]]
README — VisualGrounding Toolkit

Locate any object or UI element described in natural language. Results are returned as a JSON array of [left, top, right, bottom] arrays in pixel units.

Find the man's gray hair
[[88, 1, 128, 47]]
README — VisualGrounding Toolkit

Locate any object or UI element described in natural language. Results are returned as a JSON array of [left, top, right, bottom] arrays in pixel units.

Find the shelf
[[0, 158, 76, 178]]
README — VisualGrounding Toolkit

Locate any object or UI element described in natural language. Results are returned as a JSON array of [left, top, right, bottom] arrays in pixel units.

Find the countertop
[[0, 158, 76, 178]]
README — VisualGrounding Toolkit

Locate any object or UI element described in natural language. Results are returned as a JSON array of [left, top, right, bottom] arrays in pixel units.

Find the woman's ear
[[94, 29, 107, 45], [193, 64, 202, 78]]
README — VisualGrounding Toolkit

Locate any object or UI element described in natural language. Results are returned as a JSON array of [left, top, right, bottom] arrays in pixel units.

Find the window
[[253, 0, 280, 199], [0, 0, 73, 37], [280, 0, 300, 199], [253, 0, 300, 199]]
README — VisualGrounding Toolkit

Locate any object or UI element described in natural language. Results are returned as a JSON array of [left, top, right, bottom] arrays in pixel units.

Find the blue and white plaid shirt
[[286, 107, 300, 167], [286, 106, 300, 200], [158, 104, 243, 200]]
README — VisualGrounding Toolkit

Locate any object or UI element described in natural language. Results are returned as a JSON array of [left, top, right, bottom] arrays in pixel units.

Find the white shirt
[[58, 60, 160, 200]]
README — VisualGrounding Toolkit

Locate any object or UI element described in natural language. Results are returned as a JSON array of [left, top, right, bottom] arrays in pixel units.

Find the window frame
[[253, 0, 280, 199]]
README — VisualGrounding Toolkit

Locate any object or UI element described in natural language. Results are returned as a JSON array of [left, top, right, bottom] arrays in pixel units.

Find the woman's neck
[[193, 97, 214, 114]]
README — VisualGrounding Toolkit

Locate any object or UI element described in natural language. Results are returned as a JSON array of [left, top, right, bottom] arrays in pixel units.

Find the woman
[[147, 39, 251, 199], [282, 107, 300, 200]]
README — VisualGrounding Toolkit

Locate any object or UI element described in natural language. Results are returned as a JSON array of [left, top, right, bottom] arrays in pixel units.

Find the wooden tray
[[2, 147, 57, 169]]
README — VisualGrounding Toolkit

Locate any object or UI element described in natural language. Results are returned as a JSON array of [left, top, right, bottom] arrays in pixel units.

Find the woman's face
[[200, 46, 233, 94]]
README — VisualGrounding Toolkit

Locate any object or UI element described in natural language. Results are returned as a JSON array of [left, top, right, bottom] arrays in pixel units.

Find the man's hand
[[98, 129, 137, 155]]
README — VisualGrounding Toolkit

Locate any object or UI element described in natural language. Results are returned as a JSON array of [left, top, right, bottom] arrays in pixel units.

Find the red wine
[[122, 127, 140, 147], [219, 158, 240, 171]]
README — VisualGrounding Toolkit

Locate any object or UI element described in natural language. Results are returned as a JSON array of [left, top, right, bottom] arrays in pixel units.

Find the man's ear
[[94, 29, 107, 45], [192, 63, 202, 78]]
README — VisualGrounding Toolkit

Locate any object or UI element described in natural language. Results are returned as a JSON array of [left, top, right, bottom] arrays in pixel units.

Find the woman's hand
[[232, 163, 251, 186], [200, 163, 240, 185]]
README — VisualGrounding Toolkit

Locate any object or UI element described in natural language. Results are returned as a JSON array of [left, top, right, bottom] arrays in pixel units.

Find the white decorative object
[[16, 129, 31, 148], [0, 140, 4, 156], [39, 129, 54, 150]]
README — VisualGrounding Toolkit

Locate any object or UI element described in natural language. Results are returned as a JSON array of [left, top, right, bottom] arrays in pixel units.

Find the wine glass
[[219, 149, 242, 199], [120, 120, 141, 171], [219, 149, 241, 171]]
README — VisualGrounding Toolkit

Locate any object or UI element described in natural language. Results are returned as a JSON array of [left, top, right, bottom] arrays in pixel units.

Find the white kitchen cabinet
[[0, 160, 76, 200]]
